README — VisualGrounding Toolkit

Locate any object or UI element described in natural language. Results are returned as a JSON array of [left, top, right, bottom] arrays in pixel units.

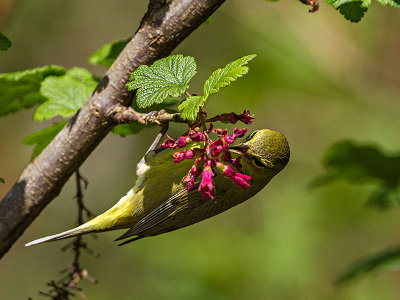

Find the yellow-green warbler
[[26, 129, 289, 247]]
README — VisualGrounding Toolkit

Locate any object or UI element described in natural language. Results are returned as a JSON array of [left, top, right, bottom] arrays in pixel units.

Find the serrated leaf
[[375, 0, 400, 7], [203, 54, 256, 98], [0, 66, 66, 116], [339, 1, 367, 22], [34, 67, 99, 121], [0, 32, 11, 51], [327, 0, 369, 22], [126, 55, 197, 108], [336, 247, 400, 284], [23, 121, 67, 160], [178, 96, 205, 121], [88, 37, 131, 67]]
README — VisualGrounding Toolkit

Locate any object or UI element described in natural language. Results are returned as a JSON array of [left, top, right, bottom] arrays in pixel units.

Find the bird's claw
[[143, 109, 166, 124]]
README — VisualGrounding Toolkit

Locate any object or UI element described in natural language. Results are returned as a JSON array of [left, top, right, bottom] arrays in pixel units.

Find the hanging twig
[[35, 170, 98, 299]]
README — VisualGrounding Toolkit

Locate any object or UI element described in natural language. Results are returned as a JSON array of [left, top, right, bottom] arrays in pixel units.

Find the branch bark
[[0, 0, 225, 258]]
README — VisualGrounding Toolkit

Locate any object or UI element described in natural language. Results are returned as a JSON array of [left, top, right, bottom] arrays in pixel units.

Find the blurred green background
[[1, 0, 400, 299]]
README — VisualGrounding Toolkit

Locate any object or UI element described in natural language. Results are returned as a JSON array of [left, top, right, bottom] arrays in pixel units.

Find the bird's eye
[[253, 157, 265, 168], [246, 130, 259, 141], [250, 130, 259, 139]]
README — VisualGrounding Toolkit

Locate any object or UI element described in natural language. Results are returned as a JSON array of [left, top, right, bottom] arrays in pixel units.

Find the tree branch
[[0, 0, 225, 258]]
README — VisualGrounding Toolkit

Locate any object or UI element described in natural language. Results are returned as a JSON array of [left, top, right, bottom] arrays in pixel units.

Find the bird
[[25, 129, 290, 247]]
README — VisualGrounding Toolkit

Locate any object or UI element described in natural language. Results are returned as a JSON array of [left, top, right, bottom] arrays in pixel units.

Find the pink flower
[[233, 128, 247, 138], [188, 127, 204, 142], [186, 166, 202, 191], [161, 136, 175, 148], [216, 162, 252, 190], [184, 149, 195, 159], [230, 158, 243, 170], [174, 136, 189, 149], [208, 112, 239, 124], [221, 151, 242, 170], [212, 128, 228, 137], [208, 139, 227, 157], [207, 110, 255, 125], [198, 164, 214, 200], [224, 134, 235, 145], [173, 149, 196, 163], [173, 151, 185, 163], [237, 110, 255, 125]]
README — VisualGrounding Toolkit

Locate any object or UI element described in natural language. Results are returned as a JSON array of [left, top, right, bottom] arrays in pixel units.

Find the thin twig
[[35, 170, 98, 299]]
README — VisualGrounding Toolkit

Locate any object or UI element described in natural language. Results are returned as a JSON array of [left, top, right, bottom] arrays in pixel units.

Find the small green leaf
[[0, 177, 5, 183], [88, 37, 131, 67], [34, 67, 99, 121], [339, 1, 367, 22], [127, 55, 197, 108], [327, 0, 369, 22], [0, 66, 66, 116], [336, 247, 400, 284], [178, 96, 205, 121], [23, 121, 67, 160], [0, 32, 11, 51], [203, 54, 256, 98], [375, 0, 400, 7]]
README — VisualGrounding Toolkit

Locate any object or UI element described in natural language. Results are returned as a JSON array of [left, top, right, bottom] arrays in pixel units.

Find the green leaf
[[375, 0, 400, 7], [0, 177, 5, 183], [0, 65, 66, 116], [328, 0, 398, 22], [23, 121, 67, 160], [327, 0, 369, 22], [127, 55, 197, 108], [34, 67, 99, 121], [366, 187, 400, 210], [338, 1, 368, 22], [203, 54, 256, 98], [314, 140, 400, 187], [178, 96, 205, 121], [88, 37, 131, 67], [336, 247, 400, 284], [0, 32, 11, 51]]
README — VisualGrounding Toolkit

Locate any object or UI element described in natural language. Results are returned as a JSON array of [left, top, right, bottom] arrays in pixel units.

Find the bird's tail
[[25, 223, 96, 247]]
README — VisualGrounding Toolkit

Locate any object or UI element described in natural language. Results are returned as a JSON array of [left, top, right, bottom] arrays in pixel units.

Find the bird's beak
[[228, 144, 250, 157]]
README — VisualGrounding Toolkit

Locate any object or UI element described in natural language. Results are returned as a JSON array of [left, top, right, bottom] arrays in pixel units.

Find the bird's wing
[[115, 187, 194, 243], [115, 177, 244, 245]]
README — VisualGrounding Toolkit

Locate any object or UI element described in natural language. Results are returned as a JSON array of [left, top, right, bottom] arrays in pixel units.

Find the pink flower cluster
[[161, 120, 254, 200], [207, 110, 255, 125]]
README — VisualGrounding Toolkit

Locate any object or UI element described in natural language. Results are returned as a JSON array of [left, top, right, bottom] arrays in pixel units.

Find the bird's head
[[229, 129, 290, 177]]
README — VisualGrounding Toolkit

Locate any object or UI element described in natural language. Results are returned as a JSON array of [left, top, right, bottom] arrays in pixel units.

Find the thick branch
[[0, 0, 225, 258]]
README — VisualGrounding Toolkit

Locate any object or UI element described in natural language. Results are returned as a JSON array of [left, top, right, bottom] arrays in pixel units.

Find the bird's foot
[[143, 109, 166, 124]]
